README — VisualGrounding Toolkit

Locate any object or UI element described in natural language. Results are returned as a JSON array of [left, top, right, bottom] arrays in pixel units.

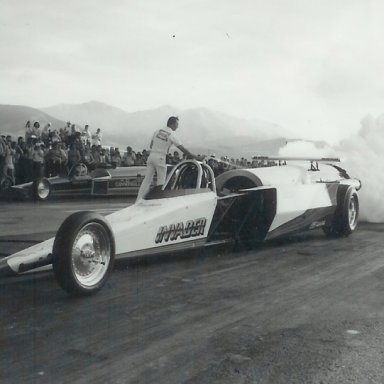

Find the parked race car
[[0, 157, 361, 296], [4, 164, 148, 200]]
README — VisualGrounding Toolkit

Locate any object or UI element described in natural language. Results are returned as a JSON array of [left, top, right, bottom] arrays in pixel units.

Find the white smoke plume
[[278, 141, 336, 159], [278, 115, 384, 223], [335, 115, 384, 223]]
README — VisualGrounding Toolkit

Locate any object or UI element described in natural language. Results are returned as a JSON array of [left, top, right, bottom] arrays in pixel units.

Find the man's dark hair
[[167, 116, 179, 127]]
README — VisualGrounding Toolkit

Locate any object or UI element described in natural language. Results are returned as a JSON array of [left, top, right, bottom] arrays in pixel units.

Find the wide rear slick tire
[[52, 211, 115, 296], [324, 185, 359, 238]]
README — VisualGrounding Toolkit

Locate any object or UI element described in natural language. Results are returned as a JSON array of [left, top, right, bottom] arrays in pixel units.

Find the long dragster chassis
[[0, 158, 361, 296]]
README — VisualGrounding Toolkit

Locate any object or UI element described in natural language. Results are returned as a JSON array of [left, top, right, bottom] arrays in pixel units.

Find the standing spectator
[[122, 146, 136, 166], [46, 142, 66, 176], [67, 143, 82, 171], [60, 121, 71, 144], [68, 124, 77, 147], [0, 135, 7, 183], [32, 143, 45, 181], [104, 147, 111, 165], [25, 121, 32, 142], [41, 123, 51, 146], [51, 130, 61, 144], [91, 145, 101, 168], [91, 128, 102, 146], [3, 137, 16, 185], [111, 148, 122, 167], [81, 125, 92, 146], [31, 122, 41, 140], [23, 138, 35, 182], [99, 148, 107, 167], [59, 143, 68, 173], [15, 137, 26, 183], [109, 147, 115, 164]]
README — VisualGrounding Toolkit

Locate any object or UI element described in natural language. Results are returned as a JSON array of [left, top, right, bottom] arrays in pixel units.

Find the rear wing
[[251, 156, 340, 172], [252, 156, 340, 162]]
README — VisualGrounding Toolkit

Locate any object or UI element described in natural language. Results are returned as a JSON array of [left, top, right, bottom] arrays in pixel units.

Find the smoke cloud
[[278, 115, 384, 223], [336, 115, 384, 223]]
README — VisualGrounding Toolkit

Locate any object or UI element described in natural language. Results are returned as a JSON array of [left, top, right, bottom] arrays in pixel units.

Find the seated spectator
[[172, 150, 181, 165], [141, 149, 148, 164], [82, 145, 95, 170], [134, 152, 145, 166], [122, 146, 136, 166], [207, 157, 219, 175], [166, 152, 174, 164]]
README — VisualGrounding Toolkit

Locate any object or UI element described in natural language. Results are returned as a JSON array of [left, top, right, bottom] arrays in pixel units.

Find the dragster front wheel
[[52, 211, 115, 296]]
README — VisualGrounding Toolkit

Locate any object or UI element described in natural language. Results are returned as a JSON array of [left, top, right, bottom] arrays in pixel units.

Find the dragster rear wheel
[[52, 211, 115, 296], [324, 186, 359, 238]]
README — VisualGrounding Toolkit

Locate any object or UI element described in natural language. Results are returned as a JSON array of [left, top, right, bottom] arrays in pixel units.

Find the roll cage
[[145, 160, 216, 200]]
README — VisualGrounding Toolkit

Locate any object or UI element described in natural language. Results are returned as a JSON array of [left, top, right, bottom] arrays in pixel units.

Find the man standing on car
[[136, 116, 200, 200]]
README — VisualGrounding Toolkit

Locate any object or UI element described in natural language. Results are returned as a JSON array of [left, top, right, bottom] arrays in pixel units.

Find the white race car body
[[110, 191, 217, 257], [0, 158, 361, 295]]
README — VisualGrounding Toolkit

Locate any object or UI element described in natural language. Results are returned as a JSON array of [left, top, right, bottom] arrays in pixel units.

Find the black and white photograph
[[1, 1, 384, 383]]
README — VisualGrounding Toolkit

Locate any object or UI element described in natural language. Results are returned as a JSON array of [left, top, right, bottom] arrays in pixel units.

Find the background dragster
[[0, 157, 361, 296]]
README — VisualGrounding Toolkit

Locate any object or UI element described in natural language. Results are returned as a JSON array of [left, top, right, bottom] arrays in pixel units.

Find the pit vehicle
[[5, 164, 148, 200], [0, 158, 361, 296]]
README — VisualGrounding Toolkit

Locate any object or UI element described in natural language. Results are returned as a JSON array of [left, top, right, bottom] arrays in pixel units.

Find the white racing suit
[[136, 151, 167, 200]]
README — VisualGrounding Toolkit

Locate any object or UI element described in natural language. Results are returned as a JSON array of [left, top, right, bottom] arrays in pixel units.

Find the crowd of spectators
[[1, 119, 269, 188], [0, 120, 154, 186]]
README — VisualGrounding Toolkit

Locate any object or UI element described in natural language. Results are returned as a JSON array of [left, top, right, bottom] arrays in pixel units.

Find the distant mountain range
[[0, 104, 65, 136], [1, 101, 303, 158]]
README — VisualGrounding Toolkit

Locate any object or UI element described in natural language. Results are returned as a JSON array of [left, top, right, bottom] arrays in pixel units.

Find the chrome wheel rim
[[348, 195, 358, 230], [37, 180, 50, 199], [1, 177, 12, 190], [71, 223, 110, 287]]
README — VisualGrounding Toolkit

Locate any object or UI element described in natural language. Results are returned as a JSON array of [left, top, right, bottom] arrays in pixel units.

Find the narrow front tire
[[52, 211, 115, 296]]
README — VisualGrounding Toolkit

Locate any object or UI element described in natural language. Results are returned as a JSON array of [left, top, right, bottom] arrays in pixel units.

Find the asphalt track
[[1, 197, 384, 383]]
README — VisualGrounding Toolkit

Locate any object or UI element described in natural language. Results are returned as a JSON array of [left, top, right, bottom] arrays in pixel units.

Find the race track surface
[[1, 197, 384, 383]]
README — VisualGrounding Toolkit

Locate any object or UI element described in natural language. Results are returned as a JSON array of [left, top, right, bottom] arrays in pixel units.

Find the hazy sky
[[1, 0, 384, 143]]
